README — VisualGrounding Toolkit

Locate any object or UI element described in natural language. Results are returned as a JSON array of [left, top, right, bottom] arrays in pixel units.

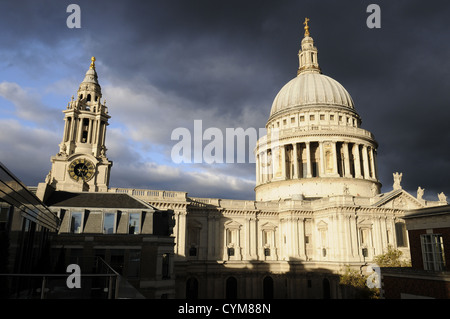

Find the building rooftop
[[44, 190, 154, 210]]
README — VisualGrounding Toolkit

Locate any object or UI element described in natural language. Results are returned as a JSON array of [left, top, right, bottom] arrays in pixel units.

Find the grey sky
[[0, 0, 449, 201]]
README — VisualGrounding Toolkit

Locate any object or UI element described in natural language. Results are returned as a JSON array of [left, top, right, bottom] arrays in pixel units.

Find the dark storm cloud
[[1, 0, 450, 199]]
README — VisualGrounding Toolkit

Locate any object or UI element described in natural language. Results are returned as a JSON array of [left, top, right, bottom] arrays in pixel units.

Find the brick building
[[381, 205, 450, 299]]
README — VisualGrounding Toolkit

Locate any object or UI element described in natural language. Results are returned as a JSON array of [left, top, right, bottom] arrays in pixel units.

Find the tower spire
[[297, 18, 321, 75], [45, 57, 112, 193]]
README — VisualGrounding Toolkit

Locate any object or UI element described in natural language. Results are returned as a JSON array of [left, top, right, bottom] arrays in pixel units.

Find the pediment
[[224, 220, 242, 229], [373, 189, 425, 210], [357, 218, 373, 227], [261, 222, 277, 231], [316, 220, 328, 230], [187, 219, 202, 229]]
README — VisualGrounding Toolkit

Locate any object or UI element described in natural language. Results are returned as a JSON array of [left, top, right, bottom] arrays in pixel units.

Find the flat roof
[[45, 191, 154, 210], [404, 204, 450, 219]]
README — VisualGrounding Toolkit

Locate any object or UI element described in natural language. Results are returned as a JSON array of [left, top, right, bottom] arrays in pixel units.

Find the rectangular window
[[70, 211, 83, 233], [103, 212, 115, 234], [421, 234, 446, 271], [310, 115, 315, 121], [128, 213, 140, 234], [330, 115, 335, 121], [291, 117, 295, 124], [128, 250, 141, 278], [0, 206, 10, 232], [110, 249, 124, 275], [300, 116, 305, 122], [395, 223, 407, 247], [162, 253, 170, 279], [320, 114, 325, 121]]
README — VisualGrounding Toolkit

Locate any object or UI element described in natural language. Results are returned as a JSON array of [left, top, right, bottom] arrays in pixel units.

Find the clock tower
[[38, 57, 112, 196]]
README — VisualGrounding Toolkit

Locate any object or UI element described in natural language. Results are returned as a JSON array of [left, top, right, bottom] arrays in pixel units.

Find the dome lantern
[[297, 18, 321, 76]]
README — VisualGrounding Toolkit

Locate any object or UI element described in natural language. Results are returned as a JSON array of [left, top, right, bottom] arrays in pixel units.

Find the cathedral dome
[[270, 72, 354, 117]]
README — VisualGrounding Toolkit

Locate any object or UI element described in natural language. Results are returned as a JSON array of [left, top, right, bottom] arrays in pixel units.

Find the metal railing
[[0, 257, 140, 299]]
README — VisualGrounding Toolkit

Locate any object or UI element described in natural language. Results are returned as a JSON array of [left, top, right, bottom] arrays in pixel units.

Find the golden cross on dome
[[303, 17, 310, 37], [90, 56, 96, 69]]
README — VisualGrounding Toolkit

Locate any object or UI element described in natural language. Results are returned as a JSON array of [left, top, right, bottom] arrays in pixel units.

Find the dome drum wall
[[255, 133, 380, 201], [266, 106, 362, 135]]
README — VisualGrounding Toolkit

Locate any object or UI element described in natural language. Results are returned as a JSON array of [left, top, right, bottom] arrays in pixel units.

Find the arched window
[[263, 276, 274, 299], [226, 277, 237, 299], [87, 94, 91, 102], [186, 277, 198, 299]]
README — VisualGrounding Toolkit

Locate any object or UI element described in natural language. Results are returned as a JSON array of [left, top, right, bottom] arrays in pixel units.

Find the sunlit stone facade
[[37, 20, 448, 299]]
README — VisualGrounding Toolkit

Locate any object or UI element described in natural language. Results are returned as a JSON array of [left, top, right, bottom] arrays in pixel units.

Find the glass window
[[103, 212, 115, 234], [395, 222, 407, 247], [70, 212, 83, 233], [0, 206, 10, 231], [128, 213, 140, 234], [421, 234, 446, 271]]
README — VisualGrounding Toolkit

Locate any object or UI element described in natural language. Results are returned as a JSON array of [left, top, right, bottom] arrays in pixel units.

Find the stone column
[[319, 142, 325, 176], [250, 217, 257, 259], [262, 150, 267, 183], [369, 147, 377, 179], [281, 144, 286, 180], [343, 142, 352, 177], [353, 144, 363, 178], [207, 215, 215, 259], [256, 154, 260, 185], [331, 141, 339, 176], [63, 117, 69, 142], [293, 143, 299, 179], [298, 218, 306, 258], [177, 211, 187, 258], [101, 122, 107, 146], [362, 145, 370, 179], [306, 142, 312, 178], [69, 117, 75, 142], [91, 119, 98, 144], [87, 118, 93, 144], [77, 118, 83, 142], [373, 149, 379, 180]]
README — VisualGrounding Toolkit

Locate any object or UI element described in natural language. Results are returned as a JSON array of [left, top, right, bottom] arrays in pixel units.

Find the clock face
[[68, 158, 95, 182]]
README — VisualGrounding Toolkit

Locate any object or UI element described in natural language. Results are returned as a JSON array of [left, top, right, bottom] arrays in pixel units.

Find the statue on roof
[[393, 172, 402, 190], [417, 186, 424, 200]]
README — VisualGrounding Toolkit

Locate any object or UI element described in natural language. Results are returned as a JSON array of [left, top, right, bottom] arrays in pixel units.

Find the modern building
[[9, 19, 449, 299], [0, 161, 60, 298], [381, 204, 450, 299]]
